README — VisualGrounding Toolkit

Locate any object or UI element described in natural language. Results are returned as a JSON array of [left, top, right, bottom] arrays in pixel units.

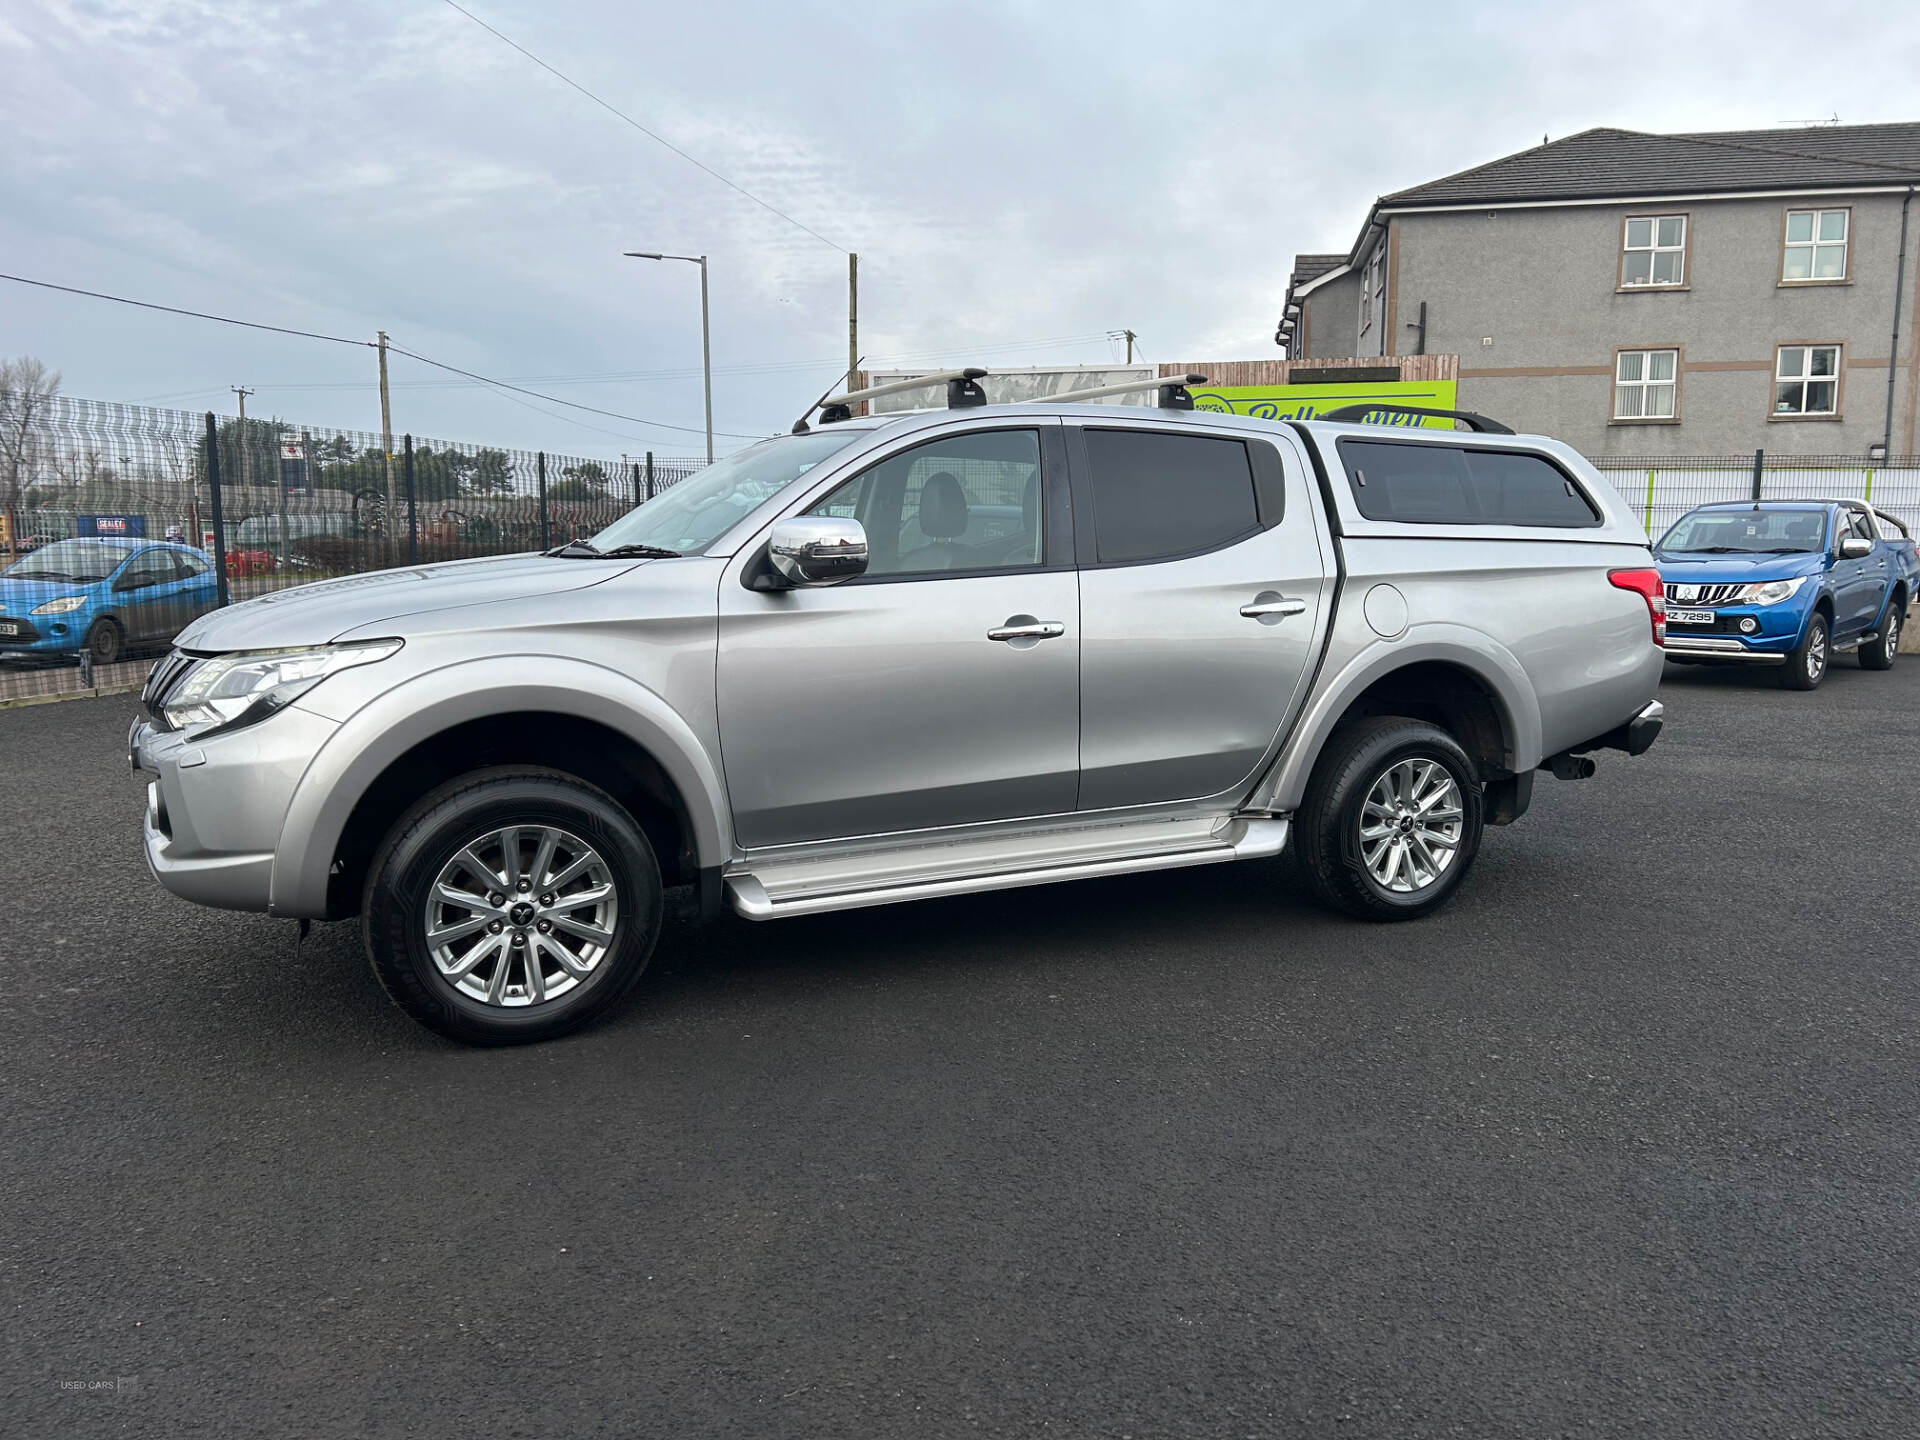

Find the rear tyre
[[1859, 598, 1902, 671], [362, 767, 664, 1045], [1778, 612, 1830, 690], [84, 617, 123, 666], [1294, 717, 1484, 922]]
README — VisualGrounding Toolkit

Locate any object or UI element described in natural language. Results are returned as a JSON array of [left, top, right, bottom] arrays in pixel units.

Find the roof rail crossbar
[[1318, 404, 1515, 435], [1032, 373, 1208, 410], [812, 368, 990, 425]]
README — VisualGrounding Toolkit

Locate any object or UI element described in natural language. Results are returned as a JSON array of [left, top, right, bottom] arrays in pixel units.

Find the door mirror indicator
[[768, 517, 868, 587], [1840, 536, 1873, 558]]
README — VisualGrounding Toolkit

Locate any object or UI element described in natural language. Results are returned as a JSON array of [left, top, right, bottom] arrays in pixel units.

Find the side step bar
[[727, 815, 1290, 921]]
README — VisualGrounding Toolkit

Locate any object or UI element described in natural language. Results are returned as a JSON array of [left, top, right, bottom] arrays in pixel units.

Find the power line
[[0, 272, 373, 347], [226, 332, 1123, 393], [439, 0, 847, 253], [384, 343, 766, 439], [0, 269, 766, 442]]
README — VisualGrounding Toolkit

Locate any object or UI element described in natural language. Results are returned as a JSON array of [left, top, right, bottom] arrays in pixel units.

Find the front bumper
[[1664, 634, 1789, 663], [1663, 600, 1809, 662], [130, 704, 342, 914]]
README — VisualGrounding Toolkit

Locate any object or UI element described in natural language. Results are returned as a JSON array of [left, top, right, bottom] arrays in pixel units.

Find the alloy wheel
[[1807, 623, 1828, 681], [423, 825, 619, 1007], [1358, 758, 1464, 894]]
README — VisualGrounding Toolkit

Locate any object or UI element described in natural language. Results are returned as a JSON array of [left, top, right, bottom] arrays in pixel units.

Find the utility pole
[[698, 255, 713, 464], [231, 387, 254, 490], [1124, 330, 1136, 365], [848, 252, 859, 413], [377, 330, 396, 563]]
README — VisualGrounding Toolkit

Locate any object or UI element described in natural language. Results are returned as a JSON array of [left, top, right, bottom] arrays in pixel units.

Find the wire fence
[[1588, 452, 1920, 542], [5, 398, 1918, 707], [1, 396, 703, 703]]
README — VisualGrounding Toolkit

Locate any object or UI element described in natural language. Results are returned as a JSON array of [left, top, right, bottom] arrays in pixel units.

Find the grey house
[[1280, 124, 1920, 456]]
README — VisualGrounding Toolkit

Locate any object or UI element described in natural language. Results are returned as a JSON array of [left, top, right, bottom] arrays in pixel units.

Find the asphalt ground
[[4, 659, 1919, 1439]]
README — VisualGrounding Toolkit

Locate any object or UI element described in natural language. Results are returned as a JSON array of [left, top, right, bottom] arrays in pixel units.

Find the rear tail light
[[1609, 568, 1666, 646]]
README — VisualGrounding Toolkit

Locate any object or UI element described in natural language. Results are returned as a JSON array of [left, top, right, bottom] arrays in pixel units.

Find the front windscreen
[[1659, 509, 1827, 555], [591, 431, 862, 555], [4, 539, 135, 582]]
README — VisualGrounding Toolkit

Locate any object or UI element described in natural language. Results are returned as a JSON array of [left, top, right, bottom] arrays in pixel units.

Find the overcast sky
[[3, 0, 1918, 459]]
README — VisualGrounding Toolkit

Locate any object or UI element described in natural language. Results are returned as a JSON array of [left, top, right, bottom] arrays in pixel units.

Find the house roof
[[1288, 253, 1347, 291], [1380, 123, 1920, 209], [1277, 122, 1920, 345]]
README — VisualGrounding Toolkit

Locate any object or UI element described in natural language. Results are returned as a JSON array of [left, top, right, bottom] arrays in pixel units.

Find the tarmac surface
[[4, 660, 1918, 1437]]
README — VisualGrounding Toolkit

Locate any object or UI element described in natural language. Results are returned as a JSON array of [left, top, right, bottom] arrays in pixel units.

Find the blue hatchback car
[[0, 537, 221, 665]]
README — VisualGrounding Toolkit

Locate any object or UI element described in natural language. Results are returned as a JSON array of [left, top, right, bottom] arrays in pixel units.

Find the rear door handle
[[1240, 597, 1307, 620], [988, 619, 1066, 642]]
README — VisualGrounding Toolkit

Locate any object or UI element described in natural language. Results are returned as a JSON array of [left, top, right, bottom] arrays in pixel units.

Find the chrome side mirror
[[769, 516, 868, 586], [1840, 536, 1873, 559]]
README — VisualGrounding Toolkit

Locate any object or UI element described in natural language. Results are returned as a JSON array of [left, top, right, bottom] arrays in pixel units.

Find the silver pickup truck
[[130, 376, 1665, 1044]]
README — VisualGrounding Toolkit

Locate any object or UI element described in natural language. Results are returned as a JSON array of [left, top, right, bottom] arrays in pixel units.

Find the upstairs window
[[1783, 208, 1849, 282], [1621, 215, 1686, 287], [1358, 249, 1383, 336], [1774, 345, 1841, 416], [1614, 349, 1679, 419]]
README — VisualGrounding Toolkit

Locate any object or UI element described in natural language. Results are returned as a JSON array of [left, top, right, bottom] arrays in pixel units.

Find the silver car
[[131, 385, 1665, 1044]]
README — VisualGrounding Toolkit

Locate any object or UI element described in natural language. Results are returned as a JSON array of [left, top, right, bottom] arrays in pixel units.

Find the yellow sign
[[1192, 379, 1459, 426]]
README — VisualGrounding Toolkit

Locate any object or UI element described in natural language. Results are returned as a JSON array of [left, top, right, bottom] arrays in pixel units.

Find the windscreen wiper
[[543, 539, 681, 559]]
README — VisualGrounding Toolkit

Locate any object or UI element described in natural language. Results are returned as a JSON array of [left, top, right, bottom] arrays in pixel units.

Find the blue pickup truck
[[1656, 498, 1919, 689]]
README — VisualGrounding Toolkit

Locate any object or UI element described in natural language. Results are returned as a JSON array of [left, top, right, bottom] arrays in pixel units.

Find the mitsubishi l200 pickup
[[131, 374, 1666, 1044]]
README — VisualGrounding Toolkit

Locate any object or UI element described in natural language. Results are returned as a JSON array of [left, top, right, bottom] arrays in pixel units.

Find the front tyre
[[85, 617, 123, 665], [1779, 611, 1830, 690], [362, 767, 663, 1045], [1295, 717, 1485, 922], [1859, 598, 1902, 671]]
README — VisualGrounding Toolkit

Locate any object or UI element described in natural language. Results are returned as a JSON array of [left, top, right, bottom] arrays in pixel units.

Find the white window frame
[[1782, 208, 1849, 283], [1358, 249, 1382, 336], [1620, 214, 1687, 288], [1773, 344, 1841, 416], [1613, 348, 1679, 420]]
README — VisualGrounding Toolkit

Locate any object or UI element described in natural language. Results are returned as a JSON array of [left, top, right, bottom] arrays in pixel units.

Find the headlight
[[31, 595, 88, 615], [161, 639, 402, 734], [1737, 576, 1808, 606]]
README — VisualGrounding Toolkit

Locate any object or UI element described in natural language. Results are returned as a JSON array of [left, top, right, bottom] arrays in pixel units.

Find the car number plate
[[1667, 608, 1715, 625], [0, 620, 23, 637]]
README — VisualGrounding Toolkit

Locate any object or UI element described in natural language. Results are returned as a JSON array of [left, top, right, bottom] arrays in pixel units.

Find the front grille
[[1664, 582, 1746, 606], [141, 650, 199, 723]]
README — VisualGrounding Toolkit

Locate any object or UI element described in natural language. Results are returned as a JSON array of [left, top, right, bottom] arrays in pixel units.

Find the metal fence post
[[203, 411, 231, 608], [404, 434, 418, 565], [645, 450, 655, 501], [630, 462, 642, 509], [1643, 468, 1656, 536], [1751, 448, 1765, 501], [537, 451, 551, 550]]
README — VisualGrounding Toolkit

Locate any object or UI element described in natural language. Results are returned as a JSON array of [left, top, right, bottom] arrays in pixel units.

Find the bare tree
[[0, 356, 61, 550]]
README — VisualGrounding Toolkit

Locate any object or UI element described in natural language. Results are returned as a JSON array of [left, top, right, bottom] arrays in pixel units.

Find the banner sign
[[78, 513, 147, 537], [1191, 379, 1459, 426]]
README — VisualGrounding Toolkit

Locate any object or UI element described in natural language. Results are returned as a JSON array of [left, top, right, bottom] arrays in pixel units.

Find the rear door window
[[1340, 440, 1598, 526], [1082, 429, 1260, 563]]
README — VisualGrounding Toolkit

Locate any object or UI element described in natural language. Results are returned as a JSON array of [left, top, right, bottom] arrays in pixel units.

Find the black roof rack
[[1318, 404, 1515, 435]]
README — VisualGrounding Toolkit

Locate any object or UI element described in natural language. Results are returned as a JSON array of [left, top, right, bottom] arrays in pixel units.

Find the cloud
[[2, 0, 1917, 454]]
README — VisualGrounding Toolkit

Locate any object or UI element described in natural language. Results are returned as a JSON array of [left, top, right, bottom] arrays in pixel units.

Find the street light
[[624, 250, 712, 463]]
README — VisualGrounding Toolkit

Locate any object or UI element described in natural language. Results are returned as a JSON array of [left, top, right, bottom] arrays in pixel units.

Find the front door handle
[[1240, 596, 1307, 621], [988, 618, 1066, 642]]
